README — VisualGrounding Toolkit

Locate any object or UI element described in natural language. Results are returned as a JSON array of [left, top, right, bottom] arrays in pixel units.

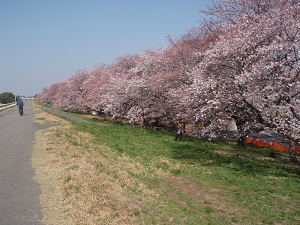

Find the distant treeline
[[0, 92, 15, 104]]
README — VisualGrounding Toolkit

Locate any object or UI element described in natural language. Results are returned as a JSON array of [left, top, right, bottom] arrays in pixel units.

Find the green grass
[[40, 102, 53, 108], [72, 117, 300, 224], [33, 98, 299, 224]]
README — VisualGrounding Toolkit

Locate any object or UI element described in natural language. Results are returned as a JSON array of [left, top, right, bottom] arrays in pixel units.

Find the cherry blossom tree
[[51, 70, 89, 112], [36, 83, 63, 105], [186, 0, 299, 161], [126, 44, 198, 124], [80, 65, 113, 114], [100, 54, 142, 118]]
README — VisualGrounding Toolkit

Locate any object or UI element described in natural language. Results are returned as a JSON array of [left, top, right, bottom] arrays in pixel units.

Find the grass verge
[[32, 104, 300, 224]]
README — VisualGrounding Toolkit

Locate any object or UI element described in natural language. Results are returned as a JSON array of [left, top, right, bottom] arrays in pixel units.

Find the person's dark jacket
[[16, 99, 24, 107]]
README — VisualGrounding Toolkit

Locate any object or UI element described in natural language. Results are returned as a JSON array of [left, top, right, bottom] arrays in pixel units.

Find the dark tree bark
[[289, 140, 298, 164]]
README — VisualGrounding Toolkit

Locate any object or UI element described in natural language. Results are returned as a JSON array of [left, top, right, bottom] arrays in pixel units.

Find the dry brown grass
[[32, 107, 177, 224]]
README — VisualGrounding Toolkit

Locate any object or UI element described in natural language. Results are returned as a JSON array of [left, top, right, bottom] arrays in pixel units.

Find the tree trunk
[[289, 140, 298, 164], [237, 134, 246, 148]]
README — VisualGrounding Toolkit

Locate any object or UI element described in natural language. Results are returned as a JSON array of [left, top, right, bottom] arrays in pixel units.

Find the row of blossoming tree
[[37, 0, 299, 161]]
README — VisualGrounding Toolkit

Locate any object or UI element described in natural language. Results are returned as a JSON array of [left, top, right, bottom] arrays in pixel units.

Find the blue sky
[[0, 0, 212, 96]]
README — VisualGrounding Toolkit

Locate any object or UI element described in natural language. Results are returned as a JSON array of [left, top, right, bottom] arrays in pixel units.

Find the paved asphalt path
[[0, 101, 44, 225]]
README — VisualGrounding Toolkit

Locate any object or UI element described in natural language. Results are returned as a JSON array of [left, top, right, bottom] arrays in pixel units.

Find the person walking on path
[[16, 97, 24, 116], [174, 122, 183, 141]]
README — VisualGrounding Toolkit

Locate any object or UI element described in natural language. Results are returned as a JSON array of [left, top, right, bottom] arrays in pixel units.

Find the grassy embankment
[[33, 103, 300, 225]]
